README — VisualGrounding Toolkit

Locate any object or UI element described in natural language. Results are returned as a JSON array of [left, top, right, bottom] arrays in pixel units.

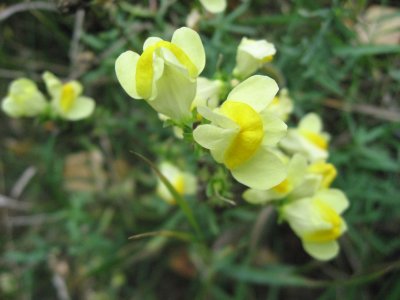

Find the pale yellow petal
[[279, 129, 329, 162], [143, 37, 163, 50], [192, 77, 223, 109], [242, 188, 280, 204], [239, 38, 276, 60], [2, 78, 47, 117], [233, 38, 276, 79], [193, 124, 238, 163], [1, 97, 18, 117], [316, 189, 349, 214], [233, 51, 260, 79], [289, 175, 321, 200], [287, 154, 308, 187], [183, 172, 197, 195], [231, 148, 286, 190], [62, 96, 95, 121], [197, 106, 238, 128], [260, 111, 288, 147], [150, 56, 166, 100], [171, 27, 205, 75], [220, 101, 264, 169], [303, 240, 339, 261], [115, 50, 141, 99], [42, 71, 62, 98], [67, 81, 83, 97], [147, 64, 195, 122], [199, 0, 226, 13], [299, 113, 323, 133], [266, 88, 293, 121], [282, 198, 329, 237], [227, 75, 279, 112]]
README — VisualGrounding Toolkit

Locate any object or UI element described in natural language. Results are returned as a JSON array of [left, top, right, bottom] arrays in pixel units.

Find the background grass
[[1, 0, 399, 299]]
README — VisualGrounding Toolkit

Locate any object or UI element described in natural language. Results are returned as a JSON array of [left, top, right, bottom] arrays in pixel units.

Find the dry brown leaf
[[112, 159, 131, 180], [168, 248, 197, 279], [253, 247, 279, 266], [63, 149, 107, 192], [4, 138, 33, 156], [324, 98, 400, 122], [355, 5, 400, 45]]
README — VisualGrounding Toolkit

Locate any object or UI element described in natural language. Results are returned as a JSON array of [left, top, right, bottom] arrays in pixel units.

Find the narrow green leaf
[[132, 152, 203, 240], [221, 264, 322, 287], [129, 230, 193, 242], [334, 45, 400, 57], [221, 260, 400, 288]]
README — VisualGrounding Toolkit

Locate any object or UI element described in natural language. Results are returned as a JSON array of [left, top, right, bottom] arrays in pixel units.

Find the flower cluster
[[114, 27, 349, 261], [1, 72, 95, 121], [239, 112, 349, 260]]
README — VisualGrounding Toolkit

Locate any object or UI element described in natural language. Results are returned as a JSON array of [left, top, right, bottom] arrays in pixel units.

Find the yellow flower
[[280, 113, 330, 162], [199, 0, 227, 13], [266, 88, 293, 121], [1, 78, 47, 118], [157, 77, 223, 138], [308, 160, 337, 189], [233, 37, 276, 79], [281, 189, 349, 260], [115, 27, 205, 123], [43, 72, 95, 121], [243, 154, 339, 205], [192, 77, 223, 111], [156, 162, 197, 205], [193, 75, 287, 190], [243, 154, 310, 203]]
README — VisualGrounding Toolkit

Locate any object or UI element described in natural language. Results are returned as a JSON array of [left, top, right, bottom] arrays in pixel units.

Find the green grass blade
[[221, 260, 400, 288], [129, 230, 193, 242], [334, 45, 400, 57], [132, 152, 203, 240], [221, 264, 322, 287]]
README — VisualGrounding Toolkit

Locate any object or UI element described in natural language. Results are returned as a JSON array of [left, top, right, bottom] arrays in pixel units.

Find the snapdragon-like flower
[[199, 0, 227, 13], [192, 77, 223, 111], [158, 77, 223, 139], [243, 154, 318, 204], [1, 78, 47, 118], [193, 75, 287, 190], [43, 72, 95, 121], [308, 160, 337, 189], [115, 27, 205, 123], [280, 113, 330, 162], [156, 162, 197, 204], [233, 38, 276, 79], [243, 155, 338, 204], [281, 189, 349, 260]]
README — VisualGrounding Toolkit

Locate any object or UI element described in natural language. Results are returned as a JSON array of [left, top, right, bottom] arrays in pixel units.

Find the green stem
[[132, 152, 204, 241]]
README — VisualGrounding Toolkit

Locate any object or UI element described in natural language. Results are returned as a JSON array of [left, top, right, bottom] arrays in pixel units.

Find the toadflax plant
[[1, 24, 349, 262], [113, 27, 350, 261]]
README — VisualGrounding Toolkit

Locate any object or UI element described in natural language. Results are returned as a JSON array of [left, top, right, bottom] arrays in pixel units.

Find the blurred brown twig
[[0, 1, 57, 22], [324, 98, 400, 122]]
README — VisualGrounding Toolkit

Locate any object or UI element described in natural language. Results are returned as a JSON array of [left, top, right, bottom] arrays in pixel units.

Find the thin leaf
[[221, 260, 400, 288], [132, 152, 203, 240], [334, 45, 400, 57], [129, 230, 193, 242], [221, 264, 322, 287]]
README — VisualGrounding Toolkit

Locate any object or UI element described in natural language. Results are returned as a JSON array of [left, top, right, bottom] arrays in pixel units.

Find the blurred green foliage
[[0, 0, 399, 299]]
